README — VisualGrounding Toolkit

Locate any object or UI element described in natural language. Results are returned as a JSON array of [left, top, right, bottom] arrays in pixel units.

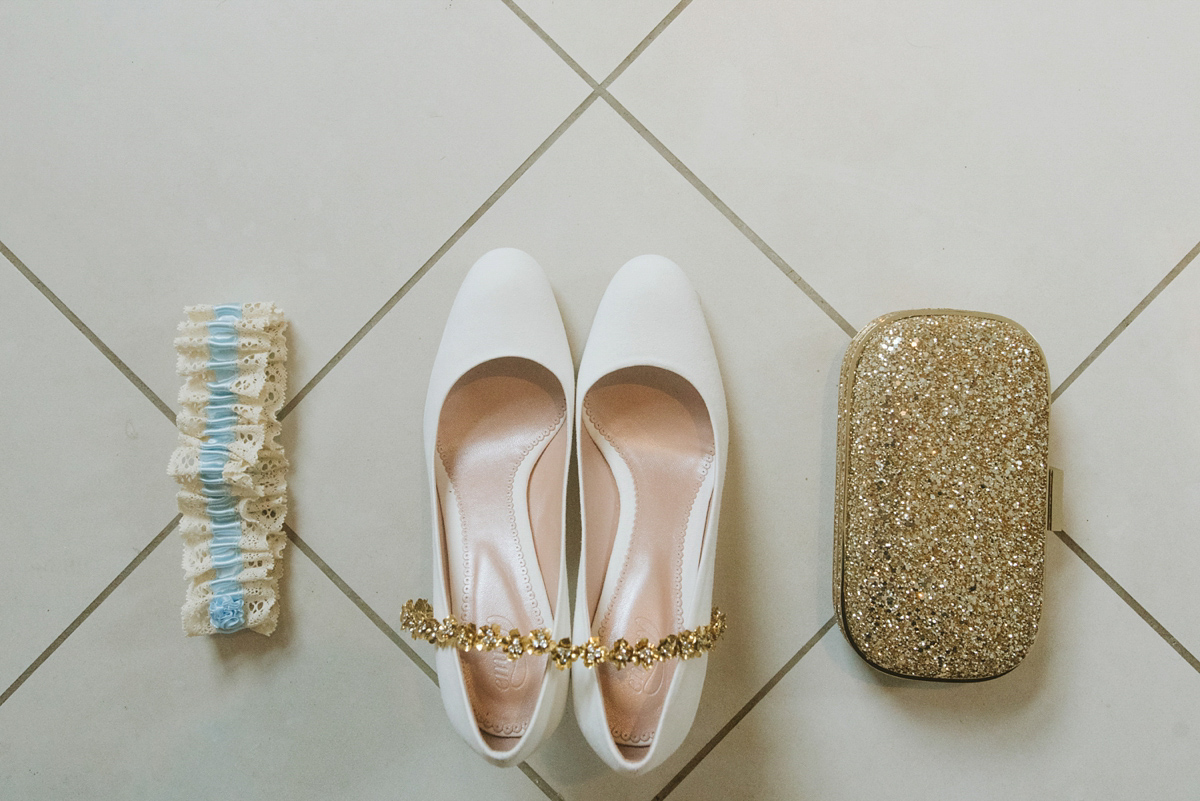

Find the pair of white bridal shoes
[[405, 248, 727, 775]]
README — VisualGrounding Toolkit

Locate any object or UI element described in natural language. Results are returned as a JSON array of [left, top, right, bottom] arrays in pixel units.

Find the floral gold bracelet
[[400, 598, 727, 670]]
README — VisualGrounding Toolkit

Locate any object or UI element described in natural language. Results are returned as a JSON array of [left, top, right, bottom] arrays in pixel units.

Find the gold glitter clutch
[[834, 310, 1062, 681]]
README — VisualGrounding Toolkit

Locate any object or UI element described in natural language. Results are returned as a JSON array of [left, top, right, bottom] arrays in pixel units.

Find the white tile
[[8, 3, 1199, 799], [285, 100, 849, 797], [518, 0, 681, 81], [612, 1, 1200, 387], [0, 265, 178, 690], [0, 537, 548, 801], [0, 1, 589, 408], [670, 536, 1200, 800], [1051, 260, 1200, 652]]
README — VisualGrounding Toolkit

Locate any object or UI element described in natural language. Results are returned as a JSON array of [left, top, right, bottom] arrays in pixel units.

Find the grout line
[[503, 0, 693, 93], [1054, 530, 1200, 674], [0, 514, 180, 709], [1052, 238, 1200, 401], [286, 0, 696, 422], [598, 0, 695, 89], [283, 524, 437, 684], [286, 523, 562, 796], [1, 237, 177, 423], [599, 91, 858, 338], [517, 763, 567, 801], [653, 616, 837, 800], [278, 91, 600, 420], [500, 0, 598, 89], [500, 0, 854, 344]]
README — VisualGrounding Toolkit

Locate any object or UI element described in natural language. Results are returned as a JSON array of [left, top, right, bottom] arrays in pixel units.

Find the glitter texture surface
[[834, 311, 1050, 681]]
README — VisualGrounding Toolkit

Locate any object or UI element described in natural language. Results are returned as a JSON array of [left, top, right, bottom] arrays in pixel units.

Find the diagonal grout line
[[652, 531, 1198, 799], [280, 0, 711, 423], [501, 0, 598, 89], [501, 0, 856, 337], [280, 9, 710, 795], [1052, 238, 1200, 401], [0, 514, 180, 709], [518, 763, 566, 801], [502, 0, 694, 92], [654, 616, 837, 800], [600, 91, 858, 338], [284, 524, 436, 683], [598, 0, 695, 89], [278, 90, 600, 420], [285, 524, 559, 796], [1054, 530, 1200, 674], [1, 237, 177, 422]]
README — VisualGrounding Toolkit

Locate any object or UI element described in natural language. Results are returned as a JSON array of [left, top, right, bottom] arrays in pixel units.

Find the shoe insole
[[582, 366, 714, 756], [436, 357, 566, 748]]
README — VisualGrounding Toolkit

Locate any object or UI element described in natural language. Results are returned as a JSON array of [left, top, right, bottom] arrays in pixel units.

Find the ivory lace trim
[[167, 303, 288, 636]]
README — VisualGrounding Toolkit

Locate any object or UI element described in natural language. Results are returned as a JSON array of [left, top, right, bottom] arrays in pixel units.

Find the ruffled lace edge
[[167, 303, 288, 637]]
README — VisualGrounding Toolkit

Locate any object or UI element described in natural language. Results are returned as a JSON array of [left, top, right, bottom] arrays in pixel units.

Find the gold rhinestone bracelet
[[399, 598, 726, 670]]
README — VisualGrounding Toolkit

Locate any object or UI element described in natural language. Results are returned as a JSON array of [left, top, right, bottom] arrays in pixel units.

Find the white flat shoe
[[411, 248, 573, 766], [571, 255, 729, 775]]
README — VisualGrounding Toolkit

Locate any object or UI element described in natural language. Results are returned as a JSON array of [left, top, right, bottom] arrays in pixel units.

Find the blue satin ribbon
[[202, 304, 246, 632]]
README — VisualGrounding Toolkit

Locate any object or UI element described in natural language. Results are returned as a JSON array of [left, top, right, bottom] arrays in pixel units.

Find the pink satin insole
[[582, 367, 714, 756], [436, 358, 567, 749]]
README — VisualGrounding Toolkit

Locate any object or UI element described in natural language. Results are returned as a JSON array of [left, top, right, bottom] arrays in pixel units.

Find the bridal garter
[[167, 303, 288, 636]]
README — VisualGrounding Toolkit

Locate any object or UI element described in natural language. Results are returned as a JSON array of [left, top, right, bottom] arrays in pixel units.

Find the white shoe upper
[[423, 248, 573, 767], [572, 255, 729, 775]]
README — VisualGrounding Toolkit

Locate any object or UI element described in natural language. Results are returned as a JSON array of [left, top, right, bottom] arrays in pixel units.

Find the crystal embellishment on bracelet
[[400, 598, 726, 670]]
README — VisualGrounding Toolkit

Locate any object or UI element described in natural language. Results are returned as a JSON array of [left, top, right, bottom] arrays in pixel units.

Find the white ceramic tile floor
[[1050, 257, 1200, 654], [0, 1, 588, 407], [515, 0, 681, 81], [613, 1, 1200, 388], [668, 536, 1200, 800], [0, 535, 549, 801], [1, 2, 1196, 799], [0, 263, 179, 693]]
